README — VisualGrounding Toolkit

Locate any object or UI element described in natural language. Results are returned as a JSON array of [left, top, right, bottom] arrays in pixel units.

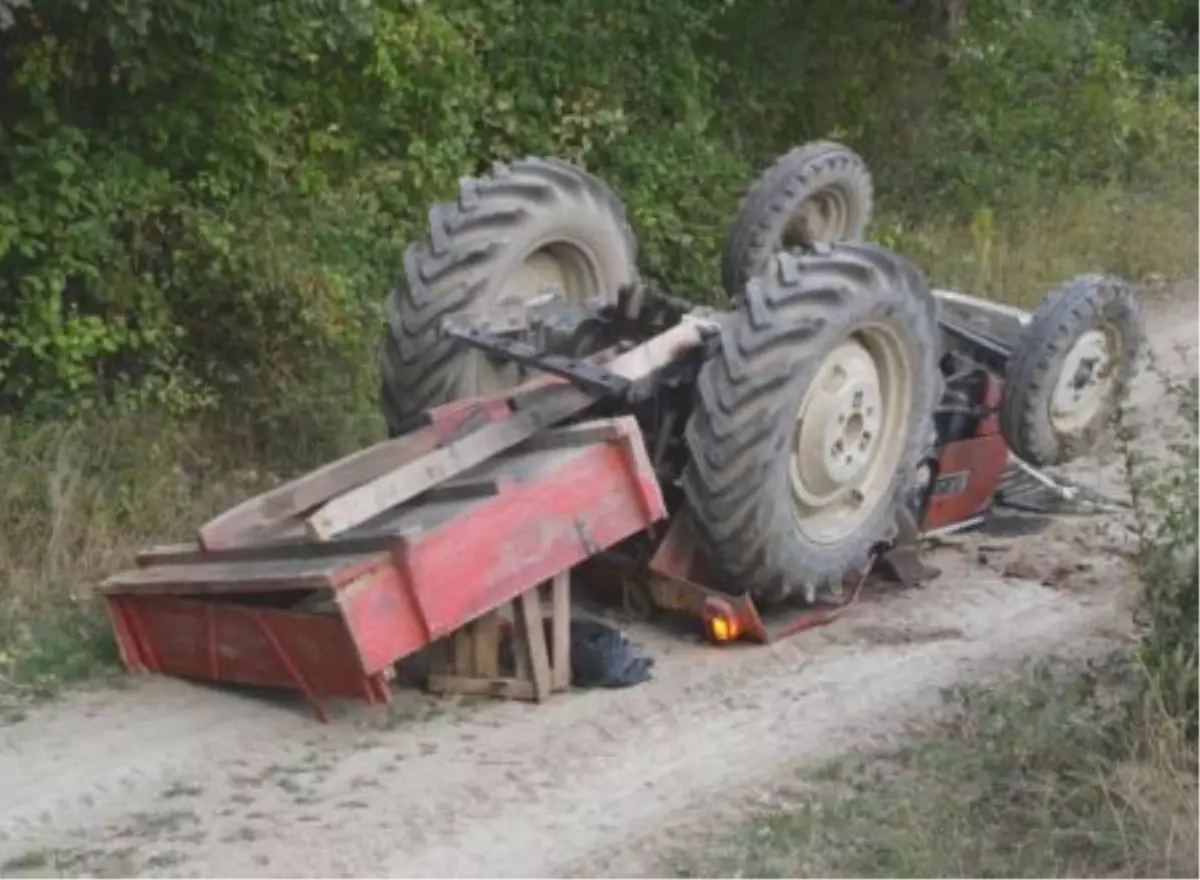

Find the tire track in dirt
[[0, 284, 1193, 879]]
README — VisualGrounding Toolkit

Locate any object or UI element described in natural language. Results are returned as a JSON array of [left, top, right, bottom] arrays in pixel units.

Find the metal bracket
[[880, 508, 942, 588], [445, 326, 632, 398]]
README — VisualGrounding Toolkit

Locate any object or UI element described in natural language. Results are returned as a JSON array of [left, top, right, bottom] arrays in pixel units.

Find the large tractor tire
[[1000, 274, 1143, 467], [683, 243, 940, 604], [721, 141, 873, 300], [379, 158, 639, 434]]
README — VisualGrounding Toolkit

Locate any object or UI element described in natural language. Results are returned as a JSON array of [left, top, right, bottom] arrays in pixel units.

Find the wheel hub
[[472, 244, 599, 395], [784, 189, 851, 248], [789, 331, 909, 544], [1050, 329, 1113, 434]]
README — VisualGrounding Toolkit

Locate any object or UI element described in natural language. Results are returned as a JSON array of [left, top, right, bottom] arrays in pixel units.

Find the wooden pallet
[[427, 571, 571, 702]]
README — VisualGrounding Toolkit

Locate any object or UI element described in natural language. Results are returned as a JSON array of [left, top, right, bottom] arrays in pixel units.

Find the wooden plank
[[471, 612, 501, 679], [197, 427, 445, 551], [518, 588, 553, 702], [136, 486, 498, 569], [305, 384, 593, 542], [426, 675, 536, 701], [197, 401, 512, 551], [550, 570, 571, 692], [304, 320, 710, 543], [452, 626, 475, 676], [512, 419, 632, 454], [101, 551, 386, 596], [136, 536, 392, 568]]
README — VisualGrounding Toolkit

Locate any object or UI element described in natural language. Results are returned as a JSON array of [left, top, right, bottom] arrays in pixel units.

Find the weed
[[668, 658, 1197, 879], [876, 178, 1199, 307], [0, 413, 290, 703], [1, 850, 50, 875]]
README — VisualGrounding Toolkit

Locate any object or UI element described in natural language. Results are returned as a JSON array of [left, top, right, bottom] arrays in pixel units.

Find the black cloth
[[560, 617, 654, 688]]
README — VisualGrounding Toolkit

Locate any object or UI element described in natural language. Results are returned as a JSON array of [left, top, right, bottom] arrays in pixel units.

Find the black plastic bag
[[560, 617, 655, 688], [497, 615, 655, 688]]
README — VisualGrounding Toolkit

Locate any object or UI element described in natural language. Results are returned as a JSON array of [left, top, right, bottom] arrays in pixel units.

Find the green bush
[[1124, 374, 1199, 740], [3, 0, 1195, 426]]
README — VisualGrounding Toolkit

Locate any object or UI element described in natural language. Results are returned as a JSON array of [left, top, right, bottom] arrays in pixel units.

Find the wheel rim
[[788, 325, 913, 544], [780, 187, 853, 248], [472, 242, 602, 395], [1050, 328, 1117, 435]]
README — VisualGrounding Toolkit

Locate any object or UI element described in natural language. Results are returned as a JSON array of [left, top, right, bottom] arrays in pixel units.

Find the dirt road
[[0, 285, 1194, 879]]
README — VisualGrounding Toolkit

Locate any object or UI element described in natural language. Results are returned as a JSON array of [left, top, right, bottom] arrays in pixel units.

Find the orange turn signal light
[[706, 613, 740, 643], [702, 596, 741, 644]]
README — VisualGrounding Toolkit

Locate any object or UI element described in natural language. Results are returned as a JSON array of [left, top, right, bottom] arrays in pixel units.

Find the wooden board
[[197, 399, 510, 550], [303, 320, 709, 543], [102, 551, 387, 596], [550, 570, 571, 692]]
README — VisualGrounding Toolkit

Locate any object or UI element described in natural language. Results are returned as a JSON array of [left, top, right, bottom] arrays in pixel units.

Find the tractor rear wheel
[[1000, 274, 1143, 466], [721, 141, 873, 300], [683, 244, 939, 604], [379, 158, 639, 434]]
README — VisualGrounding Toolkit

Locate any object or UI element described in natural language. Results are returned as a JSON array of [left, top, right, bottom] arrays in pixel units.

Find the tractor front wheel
[[721, 140, 873, 300], [683, 244, 940, 604], [1000, 274, 1143, 466]]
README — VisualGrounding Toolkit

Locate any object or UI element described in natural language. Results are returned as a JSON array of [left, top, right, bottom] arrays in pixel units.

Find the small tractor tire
[[721, 141, 873, 300], [683, 243, 940, 605], [1000, 274, 1143, 467], [379, 158, 639, 434]]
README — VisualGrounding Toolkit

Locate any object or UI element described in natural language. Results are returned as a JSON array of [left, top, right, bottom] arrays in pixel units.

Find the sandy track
[[0, 285, 1193, 879]]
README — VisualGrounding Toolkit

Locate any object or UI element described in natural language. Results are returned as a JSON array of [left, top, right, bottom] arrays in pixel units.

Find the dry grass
[[665, 659, 1199, 879], [0, 414, 279, 706], [0, 385, 386, 708], [879, 178, 1199, 307]]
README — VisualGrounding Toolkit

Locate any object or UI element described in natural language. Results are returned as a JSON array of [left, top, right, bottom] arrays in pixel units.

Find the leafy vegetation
[[1, 0, 1195, 419]]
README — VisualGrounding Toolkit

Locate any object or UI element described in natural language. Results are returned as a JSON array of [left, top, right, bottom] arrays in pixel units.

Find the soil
[[0, 283, 1194, 879]]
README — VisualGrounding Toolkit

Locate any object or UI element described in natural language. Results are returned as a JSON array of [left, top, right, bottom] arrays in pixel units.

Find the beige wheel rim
[[788, 325, 913, 544], [781, 188, 854, 248], [1050, 328, 1116, 435], [471, 242, 603, 395]]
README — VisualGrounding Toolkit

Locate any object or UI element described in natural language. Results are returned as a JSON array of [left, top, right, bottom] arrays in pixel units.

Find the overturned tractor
[[101, 143, 1143, 719]]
